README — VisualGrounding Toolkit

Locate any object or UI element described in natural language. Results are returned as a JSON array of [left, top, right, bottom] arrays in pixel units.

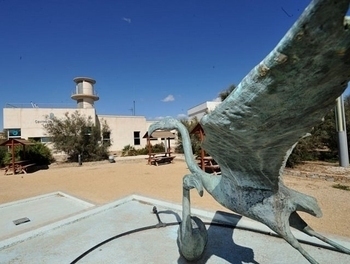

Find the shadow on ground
[[176, 211, 259, 264]]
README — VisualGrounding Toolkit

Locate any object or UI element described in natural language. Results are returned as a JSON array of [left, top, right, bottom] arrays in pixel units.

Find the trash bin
[[108, 155, 115, 163]]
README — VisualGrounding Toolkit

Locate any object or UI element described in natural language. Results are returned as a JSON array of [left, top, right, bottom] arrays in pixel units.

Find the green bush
[[121, 145, 137, 156], [150, 143, 165, 153], [0, 142, 54, 167], [286, 95, 350, 166], [135, 143, 165, 155], [136, 147, 149, 155], [176, 119, 201, 156], [0, 146, 8, 167], [1, 146, 21, 166], [286, 137, 317, 168], [21, 142, 55, 165], [121, 143, 166, 156]]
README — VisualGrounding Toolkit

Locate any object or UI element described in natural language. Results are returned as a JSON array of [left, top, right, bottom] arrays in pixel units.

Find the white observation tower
[[71, 77, 99, 109]]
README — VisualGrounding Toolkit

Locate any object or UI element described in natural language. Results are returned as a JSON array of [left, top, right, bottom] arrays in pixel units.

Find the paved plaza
[[1, 193, 349, 263]]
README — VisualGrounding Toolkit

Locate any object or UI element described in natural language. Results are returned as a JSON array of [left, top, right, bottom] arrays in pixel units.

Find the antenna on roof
[[30, 101, 38, 108], [129, 101, 136, 116]]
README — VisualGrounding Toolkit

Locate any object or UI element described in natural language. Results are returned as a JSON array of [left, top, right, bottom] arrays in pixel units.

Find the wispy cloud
[[177, 113, 188, 119], [150, 114, 187, 120], [152, 116, 172, 120], [122, 17, 131, 23], [162, 95, 175, 102]]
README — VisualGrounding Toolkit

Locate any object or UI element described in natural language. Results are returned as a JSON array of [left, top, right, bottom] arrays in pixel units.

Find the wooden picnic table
[[4, 160, 36, 175], [147, 152, 175, 166], [197, 156, 221, 175]]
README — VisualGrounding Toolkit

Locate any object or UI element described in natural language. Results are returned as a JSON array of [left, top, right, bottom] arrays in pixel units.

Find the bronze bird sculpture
[[149, 0, 350, 263]]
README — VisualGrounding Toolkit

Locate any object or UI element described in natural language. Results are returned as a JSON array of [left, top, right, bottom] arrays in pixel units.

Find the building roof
[[190, 123, 204, 135], [143, 131, 175, 139], [0, 138, 35, 147]]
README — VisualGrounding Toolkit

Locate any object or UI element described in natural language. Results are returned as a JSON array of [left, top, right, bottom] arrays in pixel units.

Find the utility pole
[[335, 95, 349, 167]]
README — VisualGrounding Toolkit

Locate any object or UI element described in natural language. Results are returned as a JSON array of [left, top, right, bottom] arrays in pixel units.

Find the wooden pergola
[[0, 138, 35, 174], [190, 123, 206, 170], [143, 130, 175, 155]]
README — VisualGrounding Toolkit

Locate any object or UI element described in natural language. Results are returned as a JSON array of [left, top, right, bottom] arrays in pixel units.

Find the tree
[[175, 118, 201, 156], [43, 111, 110, 162], [217, 85, 350, 167], [287, 94, 350, 166], [219, 84, 236, 101]]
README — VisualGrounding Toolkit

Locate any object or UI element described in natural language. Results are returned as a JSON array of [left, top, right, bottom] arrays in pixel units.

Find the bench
[[205, 164, 221, 174], [151, 156, 176, 166], [4, 161, 36, 175], [19, 163, 36, 174], [196, 156, 221, 175], [205, 165, 221, 175]]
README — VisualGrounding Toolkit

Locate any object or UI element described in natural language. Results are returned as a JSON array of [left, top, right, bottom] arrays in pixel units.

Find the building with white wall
[[187, 101, 221, 121], [3, 107, 96, 143], [97, 115, 153, 152], [2, 77, 174, 155]]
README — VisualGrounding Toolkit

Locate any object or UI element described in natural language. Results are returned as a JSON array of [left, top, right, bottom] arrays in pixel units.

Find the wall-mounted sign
[[35, 113, 55, 124]]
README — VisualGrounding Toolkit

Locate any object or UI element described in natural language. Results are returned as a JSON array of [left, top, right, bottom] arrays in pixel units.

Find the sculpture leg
[[289, 212, 350, 254], [273, 210, 319, 264], [177, 174, 208, 261]]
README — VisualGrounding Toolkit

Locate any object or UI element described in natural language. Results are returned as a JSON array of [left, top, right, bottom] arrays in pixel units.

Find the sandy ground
[[1, 157, 350, 238]]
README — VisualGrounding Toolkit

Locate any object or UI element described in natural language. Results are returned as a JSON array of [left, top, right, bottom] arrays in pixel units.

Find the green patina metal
[[149, 1, 350, 263]]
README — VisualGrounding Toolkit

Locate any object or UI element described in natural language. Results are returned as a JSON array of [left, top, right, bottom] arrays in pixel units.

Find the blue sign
[[8, 129, 21, 138]]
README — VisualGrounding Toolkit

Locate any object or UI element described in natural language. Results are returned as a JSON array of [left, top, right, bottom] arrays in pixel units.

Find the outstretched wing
[[201, 0, 350, 191]]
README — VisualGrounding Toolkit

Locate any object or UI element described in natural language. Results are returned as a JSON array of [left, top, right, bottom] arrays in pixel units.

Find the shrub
[[121, 145, 137, 156], [176, 119, 201, 156], [136, 147, 149, 155], [0, 142, 54, 167], [332, 184, 350, 191], [121, 143, 167, 156], [21, 142, 55, 165], [150, 143, 165, 153], [286, 138, 315, 168], [0, 146, 8, 167], [135, 143, 165, 155]]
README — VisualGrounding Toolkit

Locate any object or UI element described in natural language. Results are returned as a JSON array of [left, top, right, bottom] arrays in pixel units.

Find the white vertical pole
[[335, 95, 349, 167]]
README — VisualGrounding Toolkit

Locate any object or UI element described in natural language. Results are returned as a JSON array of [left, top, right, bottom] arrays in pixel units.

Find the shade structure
[[142, 131, 175, 139], [143, 130, 175, 157], [0, 138, 35, 174], [189, 123, 206, 170]]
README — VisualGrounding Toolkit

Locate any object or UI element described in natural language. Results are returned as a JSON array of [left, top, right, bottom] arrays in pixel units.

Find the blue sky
[[1, 0, 349, 130]]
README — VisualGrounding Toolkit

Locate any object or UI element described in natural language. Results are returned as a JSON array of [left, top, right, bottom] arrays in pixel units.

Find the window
[[102, 132, 111, 146], [41, 137, 52, 143], [133, 131, 140, 145], [8, 129, 21, 138], [102, 132, 110, 140], [77, 82, 83, 94], [28, 137, 52, 143], [28, 137, 41, 142], [84, 127, 92, 136]]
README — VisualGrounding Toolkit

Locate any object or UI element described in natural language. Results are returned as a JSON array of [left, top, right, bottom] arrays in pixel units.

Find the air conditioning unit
[[8, 129, 21, 138]]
